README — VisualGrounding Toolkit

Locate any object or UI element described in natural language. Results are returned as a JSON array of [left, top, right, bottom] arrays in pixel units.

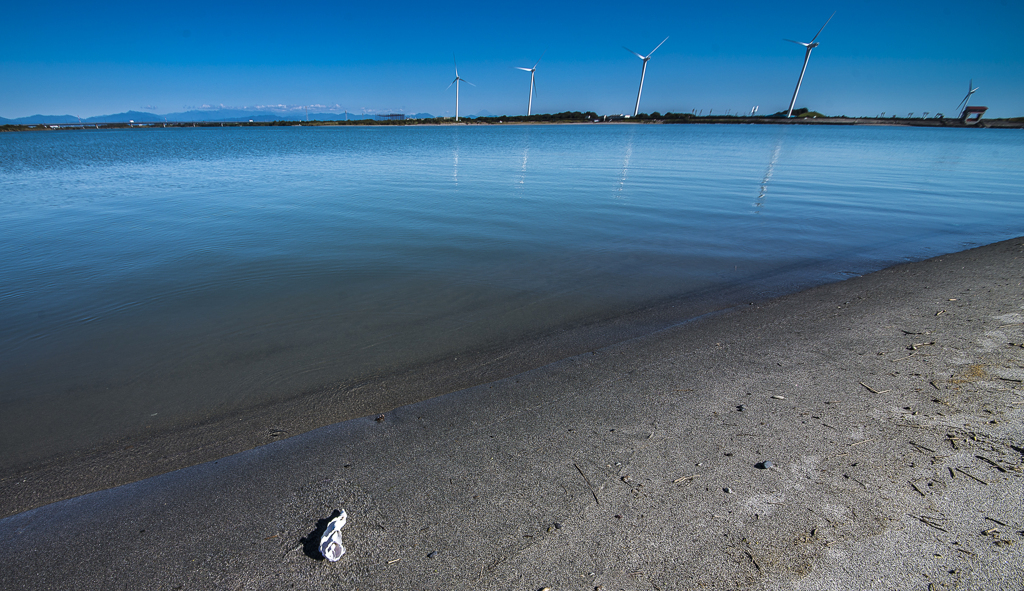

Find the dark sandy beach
[[1, 237, 1022, 590]]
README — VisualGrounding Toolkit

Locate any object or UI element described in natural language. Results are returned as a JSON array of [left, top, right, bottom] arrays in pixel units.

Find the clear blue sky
[[2, 0, 1022, 119]]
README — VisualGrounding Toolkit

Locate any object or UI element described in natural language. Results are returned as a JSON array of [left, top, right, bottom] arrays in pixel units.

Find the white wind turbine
[[623, 37, 668, 117], [784, 12, 835, 118], [447, 55, 474, 122], [955, 79, 980, 119], [514, 54, 543, 116]]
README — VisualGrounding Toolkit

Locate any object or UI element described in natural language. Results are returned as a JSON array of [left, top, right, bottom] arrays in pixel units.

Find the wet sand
[[1, 237, 1022, 590]]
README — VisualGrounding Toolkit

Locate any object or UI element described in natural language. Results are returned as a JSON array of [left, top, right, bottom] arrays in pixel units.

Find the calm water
[[1, 124, 1022, 467]]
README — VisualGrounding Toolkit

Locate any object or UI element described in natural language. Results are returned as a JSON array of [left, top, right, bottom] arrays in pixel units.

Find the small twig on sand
[[908, 342, 936, 350], [955, 467, 988, 484], [909, 441, 937, 454], [745, 551, 762, 572], [895, 353, 931, 362], [909, 481, 927, 497], [574, 463, 600, 505], [849, 439, 873, 448], [673, 474, 699, 483], [859, 382, 891, 394], [976, 455, 1007, 473], [913, 515, 948, 532], [985, 516, 1008, 526]]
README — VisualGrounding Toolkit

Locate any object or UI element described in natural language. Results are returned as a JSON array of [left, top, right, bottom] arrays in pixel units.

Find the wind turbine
[[623, 37, 668, 117], [447, 55, 474, 122], [514, 54, 543, 116], [955, 80, 979, 119], [784, 12, 835, 118]]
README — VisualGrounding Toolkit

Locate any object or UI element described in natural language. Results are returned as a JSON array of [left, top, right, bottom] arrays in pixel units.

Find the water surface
[[1, 124, 1022, 468]]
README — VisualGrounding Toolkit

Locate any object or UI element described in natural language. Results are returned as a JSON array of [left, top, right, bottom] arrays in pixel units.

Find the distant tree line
[[8, 111, 1022, 132]]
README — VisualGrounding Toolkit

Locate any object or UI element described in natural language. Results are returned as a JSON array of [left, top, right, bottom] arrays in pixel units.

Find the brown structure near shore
[[1, 238, 1022, 589]]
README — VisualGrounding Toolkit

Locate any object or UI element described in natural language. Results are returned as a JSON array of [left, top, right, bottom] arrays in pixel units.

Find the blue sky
[[2, 0, 1022, 119]]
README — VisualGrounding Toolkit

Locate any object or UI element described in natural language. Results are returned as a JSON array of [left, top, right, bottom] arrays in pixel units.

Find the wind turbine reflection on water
[[518, 144, 529, 189], [757, 136, 784, 209], [615, 128, 636, 198]]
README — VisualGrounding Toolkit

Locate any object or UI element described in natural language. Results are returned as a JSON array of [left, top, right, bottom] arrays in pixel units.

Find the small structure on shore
[[960, 106, 988, 124]]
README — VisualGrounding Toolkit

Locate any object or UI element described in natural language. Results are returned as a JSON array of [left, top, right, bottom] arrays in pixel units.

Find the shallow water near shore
[[1, 124, 1022, 469]]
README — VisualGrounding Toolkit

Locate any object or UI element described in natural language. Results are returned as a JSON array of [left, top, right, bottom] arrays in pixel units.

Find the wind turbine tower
[[514, 55, 543, 116], [624, 37, 668, 117], [784, 12, 835, 118], [955, 80, 980, 119], [447, 55, 474, 122]]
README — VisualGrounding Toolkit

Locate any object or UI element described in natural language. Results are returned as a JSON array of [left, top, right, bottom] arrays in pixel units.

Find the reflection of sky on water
[[1, 124, 1022, 467]]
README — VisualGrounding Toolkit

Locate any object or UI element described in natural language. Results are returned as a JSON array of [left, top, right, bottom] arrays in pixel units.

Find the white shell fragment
[[320, 509, 348, 562]]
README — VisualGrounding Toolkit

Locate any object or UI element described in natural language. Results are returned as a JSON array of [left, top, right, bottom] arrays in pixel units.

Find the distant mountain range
[[1, 109, 436, 125]]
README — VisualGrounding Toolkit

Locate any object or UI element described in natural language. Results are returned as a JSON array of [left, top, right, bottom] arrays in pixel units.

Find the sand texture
[[1, 238, 1022, 590]]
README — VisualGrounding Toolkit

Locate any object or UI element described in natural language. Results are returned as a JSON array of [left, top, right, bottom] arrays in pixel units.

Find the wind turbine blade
[[810, 11, 835, 43], [955, 95, 969, 112], [623, 46, 645, 59], [784, 39, 810, 46], [447, 80, 456, 90], [464, 80, 475, 87], [453, 54, 459, 77], [648, 36, 669, 56], [533, 51, 546, 69], [514, 67, 533, 71]]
